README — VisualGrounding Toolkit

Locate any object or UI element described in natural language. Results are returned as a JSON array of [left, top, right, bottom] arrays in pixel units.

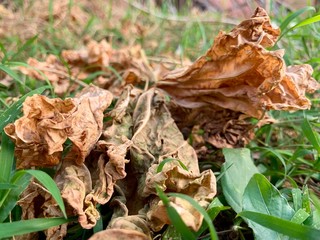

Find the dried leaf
[[4, 85, 112, 168], [157, 7, 319, 119], [89, 229, 150, 240], [20, 40, 154, 96], [54, 160, 96, 229], [128, 88, 216, 231]]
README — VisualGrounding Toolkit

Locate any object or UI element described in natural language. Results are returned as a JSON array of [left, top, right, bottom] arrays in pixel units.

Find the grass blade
[[9, 35, 38, 61], [0, 132, 15, 184], [239, 211, 320, 239], [0, 85, 50, 130], [292, 14, 320, 29], [157, 158, 188, 173], [301, 118, 320, 153], [156, 186, 196, 240], [279, 7, 315, 31], [0, 183, 18, 190], [22, 169, 67, 219], [0, 63, 26, 87], [0, 171, 31, 222], [167, 193, 219, 240], [0, 217, 72, 238]]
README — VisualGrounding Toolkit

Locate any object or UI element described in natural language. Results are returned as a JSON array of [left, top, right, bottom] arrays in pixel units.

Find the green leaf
[[0, 171, 31, 223], [301, 118, 320, 153], [291, 209, 310, 224], [242, 173, 295, 240], [9, 35, 38, 61], [292, 14, 320, 29], [157, 158, 188, 173], [292, 188, 302, 211], [302, 186, 311, 214], [0, 183, 18, 190], [221, 148, 259, 213], [22, 169, 67, 219], [197, 198, 229, 236], [156, 186, 196, 240], [167, 193, 219, 240], [0, 85, 50, 130], [0, 63, 25, 86], [238, 211, 320, 240], [0, 132, 15, 184], [0, 217, 72, 238], [279, 7, 315, 32]]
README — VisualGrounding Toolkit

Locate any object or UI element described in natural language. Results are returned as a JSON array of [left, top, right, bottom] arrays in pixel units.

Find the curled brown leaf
[[4, 85, 112, 168], [157, 7, 319, 119]]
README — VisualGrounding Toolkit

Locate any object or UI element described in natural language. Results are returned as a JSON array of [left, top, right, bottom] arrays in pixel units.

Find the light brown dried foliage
[[157, 7, 319, 148], [4, 85, 112, 168], [5, 6, 319, 240], [85, 87, 216, 239], [20, 39, 155, 96]]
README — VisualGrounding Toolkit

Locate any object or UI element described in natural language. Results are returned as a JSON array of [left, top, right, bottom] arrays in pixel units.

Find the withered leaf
[[20, 39, 155, 96], [4, 85, 112, 168], [89, 229, 150, 240], [157, 7, 319, 119], [54, 159, 96, 229], [128, 88, 216, 231]]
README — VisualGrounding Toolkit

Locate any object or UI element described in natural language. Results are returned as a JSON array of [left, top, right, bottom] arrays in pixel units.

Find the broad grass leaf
[[291, 209, 310, 224], [0, 132, 15, 185], [0, 217, 72, 238], [22, 169, 67, 219], [221, 148, 259, 213], [0, 171, 31, 222], [238, 211, 320, 240], [242, 173, 295, 240]]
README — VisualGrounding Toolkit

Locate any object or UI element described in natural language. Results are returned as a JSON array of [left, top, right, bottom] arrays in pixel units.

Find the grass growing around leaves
[[0, 1, 320, 239]]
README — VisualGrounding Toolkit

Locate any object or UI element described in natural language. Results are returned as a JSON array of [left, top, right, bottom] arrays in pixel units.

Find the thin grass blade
[[238, 211, 320, 239], [22, 169, 67, 219], [0, 217, 72, 238], [167, 193, 218, 240], [156, 186, 196, 240]]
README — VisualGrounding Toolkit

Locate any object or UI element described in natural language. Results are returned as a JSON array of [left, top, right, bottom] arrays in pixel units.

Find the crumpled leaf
[[17, 180, 68, 240], [54, 159, 97, 229], [4, 85, 112, 168], [89, 229, 150, 240], [156, 7, 319, 148], [128, 88, 216, 231], [20, 39, 155, 96], [157, 7, 319, 118]]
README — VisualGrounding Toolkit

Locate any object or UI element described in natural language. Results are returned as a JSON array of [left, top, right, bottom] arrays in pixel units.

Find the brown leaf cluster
[[0, 0, 90, 39], [157, 7, 319, 148], [19, 39, 155, 96], [7, 85, 216, 239], [4, 6, 319, 240]]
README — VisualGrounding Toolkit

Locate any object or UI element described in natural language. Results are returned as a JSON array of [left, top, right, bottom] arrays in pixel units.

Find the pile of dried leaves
[[4, 7, 319, 240]]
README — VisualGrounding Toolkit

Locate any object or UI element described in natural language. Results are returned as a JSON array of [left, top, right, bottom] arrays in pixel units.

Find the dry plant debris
[[157, 7, 319, 148], [19, 39, 155, 96], [4, 7, 319, 240]]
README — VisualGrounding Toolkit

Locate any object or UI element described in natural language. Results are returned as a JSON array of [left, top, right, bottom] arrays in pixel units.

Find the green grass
[[0, 1, 319, 239]]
